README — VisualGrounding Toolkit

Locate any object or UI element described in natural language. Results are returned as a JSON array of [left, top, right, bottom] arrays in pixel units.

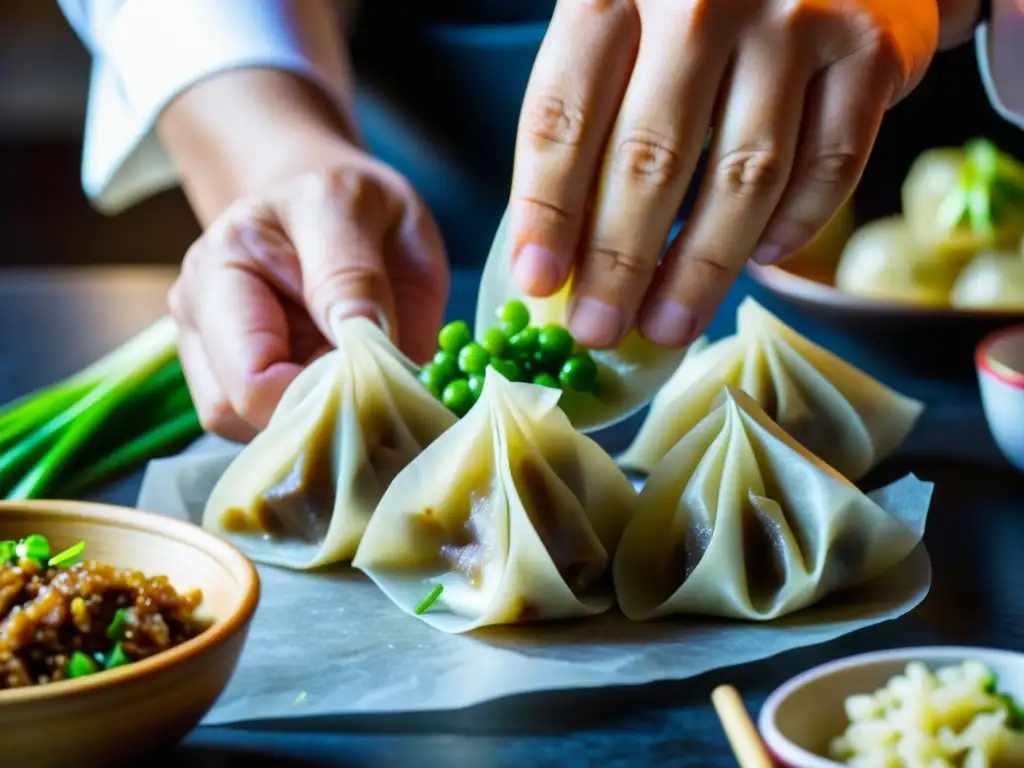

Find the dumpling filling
[[425, 456, 609, 619]]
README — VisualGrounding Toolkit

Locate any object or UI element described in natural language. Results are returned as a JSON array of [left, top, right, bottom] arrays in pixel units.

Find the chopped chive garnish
[[0, 540, 15, 564], [414, 584, 444, 615], [48, 540, 85, 567], [15, 534, 50, 563], [104, 642, 131, 670], [67, 651, 99, 678], [293, 691, 308, 706], [106, 607, 129, 641]]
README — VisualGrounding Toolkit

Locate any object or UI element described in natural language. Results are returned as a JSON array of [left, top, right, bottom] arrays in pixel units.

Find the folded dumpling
[[619, 298, 924, 480], [352, 368, 637, 633], [475, 207, 688, 433], [613, 386, 930, 622], [202, 317, 458, 569]]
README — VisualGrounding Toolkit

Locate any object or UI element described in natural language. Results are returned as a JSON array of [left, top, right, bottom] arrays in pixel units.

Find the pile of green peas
[[418, 300, 601, 416]]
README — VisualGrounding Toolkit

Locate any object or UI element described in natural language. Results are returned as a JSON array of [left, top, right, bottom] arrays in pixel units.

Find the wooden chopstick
[[711, 685, 776, 768]]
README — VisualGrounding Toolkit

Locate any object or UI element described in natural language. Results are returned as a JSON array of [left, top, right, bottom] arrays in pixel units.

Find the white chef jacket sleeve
[[56, 0, 356, 214]]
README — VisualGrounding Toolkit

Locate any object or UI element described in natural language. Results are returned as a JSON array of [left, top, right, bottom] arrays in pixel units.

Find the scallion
[[106, 608, 129, 641], [0, 316, 204, 501], [414, 584, 444, 615], [104, 642, 131, 670], [66, 651, 99, 678], [48, 540, 85, 568]]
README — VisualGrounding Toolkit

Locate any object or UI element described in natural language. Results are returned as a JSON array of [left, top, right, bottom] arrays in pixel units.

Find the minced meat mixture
[[0, 557, 210, 689]]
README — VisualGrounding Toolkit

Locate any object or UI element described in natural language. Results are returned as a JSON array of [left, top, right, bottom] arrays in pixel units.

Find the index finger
[[190, 228, 304, 428], [508, 0, 638, 298]]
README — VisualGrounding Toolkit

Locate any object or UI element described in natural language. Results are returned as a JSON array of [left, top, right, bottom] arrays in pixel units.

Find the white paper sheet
[[137, 435, 933, 726]]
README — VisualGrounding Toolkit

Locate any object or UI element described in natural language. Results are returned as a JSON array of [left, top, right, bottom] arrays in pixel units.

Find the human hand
[[510, 0, 947, 350], [168, 141, 448, 442]]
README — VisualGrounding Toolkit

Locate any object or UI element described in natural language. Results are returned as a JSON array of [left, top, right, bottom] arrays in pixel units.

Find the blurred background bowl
[[0, 499, 259, 768], [977, 323, 1024, 472], [758, 646, 1024, 768], [748, 256, 1024, 378]]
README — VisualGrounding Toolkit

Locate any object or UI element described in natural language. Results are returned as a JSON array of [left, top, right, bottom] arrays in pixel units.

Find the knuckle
[[613, 131, 684, 190], [670, 251, 740, 304], [714, 147, 787, 197], [522, 91, 587, 151], [805, 148, 861, 186], [517, 195, 577, 229], [587, 244, 656, 285]]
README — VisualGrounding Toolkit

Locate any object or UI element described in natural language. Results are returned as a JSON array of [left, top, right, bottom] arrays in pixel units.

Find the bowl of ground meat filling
[[0, 499, 259, 767]]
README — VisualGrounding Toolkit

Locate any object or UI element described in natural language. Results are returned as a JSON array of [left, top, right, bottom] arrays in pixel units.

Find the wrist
[[159, 68, 361, 224]]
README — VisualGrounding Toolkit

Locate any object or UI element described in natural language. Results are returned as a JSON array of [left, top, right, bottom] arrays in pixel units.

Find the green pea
[[508, 327, 540, 359], [498, 300, 530, 335], [520, 358, 538, 380], [418, 363, 450, 397], [533, 373, 560, 389], [438, 320, 472, 354], [67, 651, 99, 678], [538, 325, 574, 366], [468, 374, 485, 400], [16, 534, 50, 564], [104, 642, 132, 670], [559, 354, 599, 393], [457, 342, 490, 376], [431, 351, 459, 382], [480, 327, 509, 357], [0, 540, 15, 564], [488, 358, 520, 382], [441, 379, 474, 416]]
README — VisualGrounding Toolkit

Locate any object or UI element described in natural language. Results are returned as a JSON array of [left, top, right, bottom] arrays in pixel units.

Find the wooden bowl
[[0, 500, 260, 767]]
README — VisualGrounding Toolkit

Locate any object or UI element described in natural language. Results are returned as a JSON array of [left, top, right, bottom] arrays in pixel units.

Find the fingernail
[[640, 300, 698, 347], [512, 244, 563, 295], [567, 298, 624, 348], [751, 243, 785, 266], [327, 300, 391, 344]]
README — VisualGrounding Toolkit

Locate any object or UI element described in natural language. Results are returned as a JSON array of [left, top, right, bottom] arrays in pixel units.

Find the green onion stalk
[[936, 138, 1024, 238], [0, 316, 204, 500]]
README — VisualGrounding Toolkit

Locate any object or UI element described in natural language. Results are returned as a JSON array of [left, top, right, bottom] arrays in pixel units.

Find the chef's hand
[[163, 71, 448, 442], [510, 0, 977, 350]]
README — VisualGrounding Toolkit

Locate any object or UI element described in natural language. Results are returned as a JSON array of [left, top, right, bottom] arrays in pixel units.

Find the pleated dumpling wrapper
[[613, 386, 931, 622], [202, 317, 458, 570], [619, 297, 924, 481], [475, 207, 688, 433], [351, 368, 638, 633]]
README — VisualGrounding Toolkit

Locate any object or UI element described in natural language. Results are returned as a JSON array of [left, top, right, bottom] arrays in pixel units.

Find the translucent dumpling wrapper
[[202, 317, 458, 570], [475, 207, 688, 433], [834, 216, 964, 306], [613, 386, 930, 622], [619, 297, 924, 481], [352, 368, 638, 633], [950, 251, 1024, 310]]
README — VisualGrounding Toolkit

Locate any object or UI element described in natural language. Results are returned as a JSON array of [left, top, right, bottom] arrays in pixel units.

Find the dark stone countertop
[[2, 265, 1023, 768]]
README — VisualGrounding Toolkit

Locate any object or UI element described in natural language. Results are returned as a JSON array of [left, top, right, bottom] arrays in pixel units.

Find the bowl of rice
[[758, 646, 1024, 767]]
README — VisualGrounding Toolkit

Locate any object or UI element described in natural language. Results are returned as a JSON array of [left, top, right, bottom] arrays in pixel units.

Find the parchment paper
[[136, 435, 933, 727]]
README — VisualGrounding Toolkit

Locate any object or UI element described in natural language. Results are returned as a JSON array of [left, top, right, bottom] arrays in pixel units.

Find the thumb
[[279, 178, 398, 346]]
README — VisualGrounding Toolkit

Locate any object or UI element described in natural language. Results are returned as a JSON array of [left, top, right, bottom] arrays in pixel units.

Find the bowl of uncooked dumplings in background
[[758, 646, 1024, 767], [748, 139, 1024, 373]]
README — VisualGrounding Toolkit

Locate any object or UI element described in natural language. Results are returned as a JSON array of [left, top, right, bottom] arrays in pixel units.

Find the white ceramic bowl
[[758, 646, 1024, 767], [977, 324, 1024, 471]]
